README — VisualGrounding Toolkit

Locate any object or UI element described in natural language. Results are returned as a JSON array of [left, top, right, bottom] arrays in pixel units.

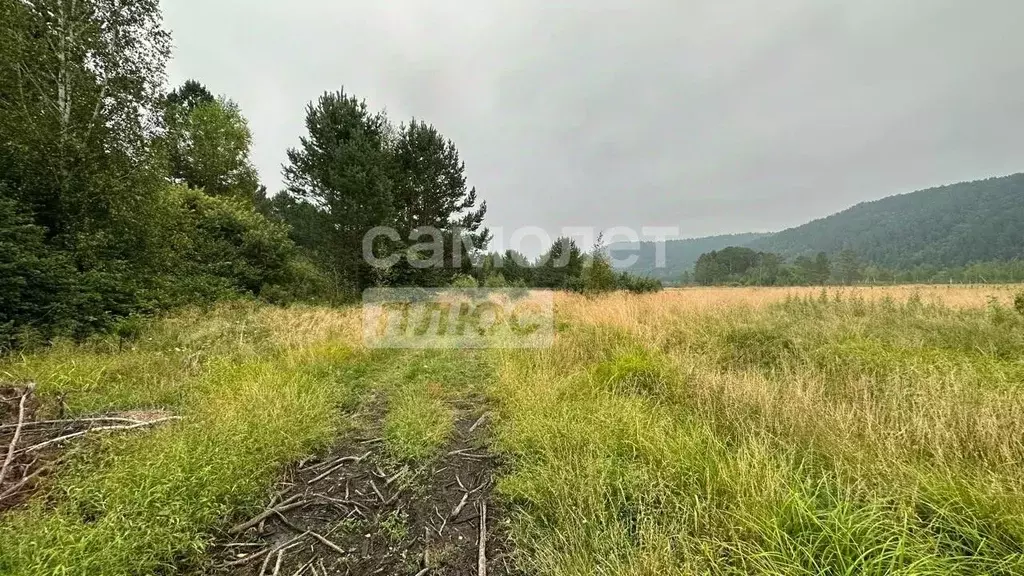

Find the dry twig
[[478, 500, 487, 576], [309, 531, 346, 554], [224, 531, 309, 567], [18, 416, 181, 455], [229, 496, 306, 535], [0, 386, 32, 488]]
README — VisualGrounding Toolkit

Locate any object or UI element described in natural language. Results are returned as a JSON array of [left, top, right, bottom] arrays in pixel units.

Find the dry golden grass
[[558, 284, 1019, 321], [491, 284, 1024, 574]]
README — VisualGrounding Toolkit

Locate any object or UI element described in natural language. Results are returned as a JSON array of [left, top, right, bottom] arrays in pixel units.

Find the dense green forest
[[689, 247, 1024, 287], [0, 0, 655, 349], [747, 173, 1024, 268]]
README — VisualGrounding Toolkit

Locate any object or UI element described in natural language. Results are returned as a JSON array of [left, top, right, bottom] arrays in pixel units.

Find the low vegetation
[[490, 286, 1024, 575], [2, 286, 1023, 574]]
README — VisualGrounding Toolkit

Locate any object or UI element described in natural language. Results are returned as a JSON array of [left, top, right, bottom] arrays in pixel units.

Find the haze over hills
[[615, 173, 1024, 282], [610, 233, 770, 282]]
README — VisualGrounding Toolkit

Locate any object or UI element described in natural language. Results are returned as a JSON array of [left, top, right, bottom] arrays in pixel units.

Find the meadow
[[1, 286, 1023, 575]]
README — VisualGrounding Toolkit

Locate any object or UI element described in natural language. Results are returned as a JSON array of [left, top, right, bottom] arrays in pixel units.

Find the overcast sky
[[164, 0, 1024, 249]]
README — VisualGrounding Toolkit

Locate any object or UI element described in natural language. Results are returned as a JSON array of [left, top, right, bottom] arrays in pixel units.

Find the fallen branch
[[271, 549, 285, 576], [224, 531, 309, 567], [18, 416, 181, 455], [314, 493, 369, 510], [0, 464, 50, 501], [0, 416, 144, 431], [450, 492, 469, 519], [468, 412, 489, 433], [369, 480, 385, 502], [309, 531, 346, 554], [478, 500, 487, 576], [307, 451, 371, 484], [385, 466, 408, 486], [0, 386, 32, 488], [433, 505, 449, 536], [290, 558, 315, 576], [228, 496, 306, 535]]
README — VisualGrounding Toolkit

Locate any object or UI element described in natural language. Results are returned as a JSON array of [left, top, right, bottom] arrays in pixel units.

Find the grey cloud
[[164, 0, 1024, 248]]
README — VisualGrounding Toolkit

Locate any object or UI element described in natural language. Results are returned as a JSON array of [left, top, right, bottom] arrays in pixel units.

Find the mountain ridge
[[613, 172, 1024, 281]]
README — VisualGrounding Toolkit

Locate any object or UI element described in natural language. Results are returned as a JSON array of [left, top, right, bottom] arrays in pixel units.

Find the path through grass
[[3, 288, 1023, 575]]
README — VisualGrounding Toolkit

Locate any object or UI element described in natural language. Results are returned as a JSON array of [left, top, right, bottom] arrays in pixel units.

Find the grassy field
[[2, 286, 1023, 574]]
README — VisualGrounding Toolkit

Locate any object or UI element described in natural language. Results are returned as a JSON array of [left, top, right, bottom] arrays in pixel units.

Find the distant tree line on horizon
[[684, 247, 1024, 286]]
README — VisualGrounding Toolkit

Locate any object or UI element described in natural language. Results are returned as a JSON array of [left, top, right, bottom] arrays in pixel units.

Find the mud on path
[[212, 396, 515, 576]]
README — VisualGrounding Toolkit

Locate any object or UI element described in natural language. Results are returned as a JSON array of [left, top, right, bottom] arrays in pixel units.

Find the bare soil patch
[[213, 396, 515, 576]]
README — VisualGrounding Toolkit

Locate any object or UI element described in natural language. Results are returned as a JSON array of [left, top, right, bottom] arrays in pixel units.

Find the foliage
[[749, 173, 1024, 269], [473, 240, 662, 294], [0, 6, 345, 344], [450, 274, 479, 289], [150, 186, 306, 306], [0, 195, 76, 348], [277, 91, 489, 292], [582, 237, 618, 294], [163, 84, 260, 199]]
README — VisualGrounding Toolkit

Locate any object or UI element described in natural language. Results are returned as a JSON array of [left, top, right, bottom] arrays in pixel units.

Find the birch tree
[[0, 0, 170, 243]]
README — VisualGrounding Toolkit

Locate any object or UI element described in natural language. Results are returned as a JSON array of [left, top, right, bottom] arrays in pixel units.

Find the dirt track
[[213, 394, 514, 576]]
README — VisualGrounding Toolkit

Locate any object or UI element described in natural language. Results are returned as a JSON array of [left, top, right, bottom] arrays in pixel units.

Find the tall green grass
[[490, 293, 1024, 575], [0, 304, 363, 575]]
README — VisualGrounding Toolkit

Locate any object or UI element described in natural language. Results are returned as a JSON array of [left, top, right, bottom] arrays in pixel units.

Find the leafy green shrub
[[483, 273, 508, 288], [152, 186, 302, 306], [0, 195, 79, 347], [618, 273, 663, 294], [450, 274, 479, 289], [1015, 292, 1024, 316]]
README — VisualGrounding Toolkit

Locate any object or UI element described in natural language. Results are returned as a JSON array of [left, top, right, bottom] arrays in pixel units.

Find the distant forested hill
[[610, 233, 770, 281], [613, 173, 1024, 283], [746, 173, 1024, 269]]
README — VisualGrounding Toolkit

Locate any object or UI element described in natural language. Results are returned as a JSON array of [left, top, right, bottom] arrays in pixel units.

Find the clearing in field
[[2, 286, 1023, 575]]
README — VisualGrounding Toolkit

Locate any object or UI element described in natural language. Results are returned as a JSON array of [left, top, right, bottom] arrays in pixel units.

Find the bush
[[450, 274, 479, 289], [152, 186, 303, 306], [0, 196, 78, 348], [483, 273, 508, 289], [1015, 292, 1024, 316], [618, 274, 663, 294]]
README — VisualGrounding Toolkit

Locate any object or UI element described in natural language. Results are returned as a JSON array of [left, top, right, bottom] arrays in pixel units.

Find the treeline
[[0, 0, 337, 348], [0, 0, 653, 348], [687, 247, 1024, 286], [468, 239, 662, 294]]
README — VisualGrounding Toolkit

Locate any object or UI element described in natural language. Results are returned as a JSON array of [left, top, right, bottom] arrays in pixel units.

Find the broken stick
[[478, 500, 487, 576], [0, 386, 31, 488]]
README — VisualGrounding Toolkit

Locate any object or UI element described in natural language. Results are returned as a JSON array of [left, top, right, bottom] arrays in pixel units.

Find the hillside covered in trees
[[617, 174, 1024, 284], [747, 173, 1024, 269]]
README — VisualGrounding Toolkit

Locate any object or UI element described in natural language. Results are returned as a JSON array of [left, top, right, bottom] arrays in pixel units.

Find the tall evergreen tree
[[388, 119, 489, 286], [281, 90, 395, 292]]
